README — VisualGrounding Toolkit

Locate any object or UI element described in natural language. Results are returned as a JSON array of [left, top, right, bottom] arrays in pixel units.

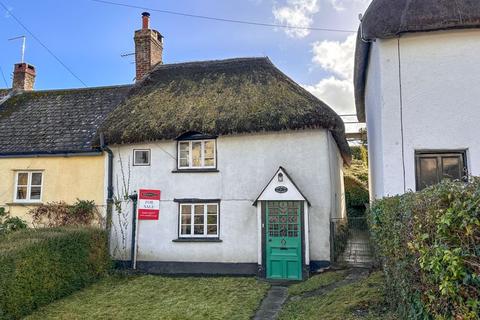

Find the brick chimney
[[134, 12, 163, 82], [12, 62, 36, 91]]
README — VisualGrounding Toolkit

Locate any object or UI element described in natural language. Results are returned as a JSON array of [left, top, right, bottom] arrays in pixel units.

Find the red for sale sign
[[138, 189, 161, 220]]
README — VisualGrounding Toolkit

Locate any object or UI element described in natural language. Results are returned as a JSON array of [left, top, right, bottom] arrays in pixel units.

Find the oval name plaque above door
[[275, 186, 288, 193]]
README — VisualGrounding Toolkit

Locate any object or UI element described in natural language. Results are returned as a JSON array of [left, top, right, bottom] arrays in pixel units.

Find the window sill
[[6, 202, 43, 206], [172, 169, 219, 173], [172, 238, 222, 243]]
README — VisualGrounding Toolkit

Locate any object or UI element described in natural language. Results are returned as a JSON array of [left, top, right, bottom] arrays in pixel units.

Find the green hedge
[[0, 227, 111, 319], [369, 179, 480, 319]]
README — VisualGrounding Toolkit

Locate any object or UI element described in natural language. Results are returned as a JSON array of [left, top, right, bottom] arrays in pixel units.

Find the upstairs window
[[178, 140, 216, 169], [133, 149, 151, 166], [415, 151, 467, 191], [15, 171, 43, 202]]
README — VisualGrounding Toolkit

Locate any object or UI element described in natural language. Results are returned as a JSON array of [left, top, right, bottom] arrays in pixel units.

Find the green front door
[[266, 201, 302, 280]]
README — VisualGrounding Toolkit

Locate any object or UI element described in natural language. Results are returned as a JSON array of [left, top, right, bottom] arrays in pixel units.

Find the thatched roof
[[354, 0, 480, 121], [100, 57, 351, 164], [0, 85, 131, 155]]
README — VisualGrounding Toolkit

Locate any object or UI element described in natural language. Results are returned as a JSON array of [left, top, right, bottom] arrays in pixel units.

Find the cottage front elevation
[[101, 13, 350, 280]]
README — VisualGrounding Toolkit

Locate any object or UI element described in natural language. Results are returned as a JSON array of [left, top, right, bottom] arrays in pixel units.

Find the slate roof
[[100, 57, 351, 164], [0, 85, 132, 155], [354, 0, 480, 121]]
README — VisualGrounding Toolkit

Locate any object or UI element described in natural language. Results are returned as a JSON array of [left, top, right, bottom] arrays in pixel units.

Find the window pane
[[207, 225, 217, 235], [194, 205, 204, 216], [192, 142, 202, 167], [30, 187, 41, 200], [442, 157, 462, 180], [207, 205, 217, 215], [181, 225, 191, 235], [207, 215, 217, 224], [194, 225, 204, 235], [181, 205, 191, 215], [194, 215, 204, 224], [179, 142, 189, 167], [181, 214, 191, 224], [17, 173, 28, 186], [204, 141, 215, 166], [31, 173, 42, 186], [419, 157, 439, 190], [135, 150, 150, 165], [16, 187, 27, 200]]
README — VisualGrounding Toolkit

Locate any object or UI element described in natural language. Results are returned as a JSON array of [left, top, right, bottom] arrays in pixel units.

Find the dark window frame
[[415, 150, 468, 191], [133, 149, 151, 166]]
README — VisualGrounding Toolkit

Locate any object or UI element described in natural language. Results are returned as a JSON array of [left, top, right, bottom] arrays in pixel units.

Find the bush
[[344, 158, 369, 217], [29, 199, 99, 227], [0, 208, 27, 236], [0, 227, 111, 319], [369, 179, 480, 319]]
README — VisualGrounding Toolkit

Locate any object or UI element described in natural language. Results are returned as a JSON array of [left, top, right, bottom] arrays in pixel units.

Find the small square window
[[133, 150, 151, 166]]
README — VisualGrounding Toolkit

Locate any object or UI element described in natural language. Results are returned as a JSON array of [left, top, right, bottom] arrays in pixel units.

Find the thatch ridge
[[100, 57, 351, 164]]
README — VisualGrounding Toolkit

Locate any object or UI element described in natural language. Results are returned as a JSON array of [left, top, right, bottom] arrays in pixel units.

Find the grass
[[26, 275, 270, 320], [288, 270, 347, 296], [280, 271, 397, 320]]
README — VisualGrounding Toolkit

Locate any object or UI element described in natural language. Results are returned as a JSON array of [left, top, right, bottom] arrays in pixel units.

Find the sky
[[0, 0, 370, 132]]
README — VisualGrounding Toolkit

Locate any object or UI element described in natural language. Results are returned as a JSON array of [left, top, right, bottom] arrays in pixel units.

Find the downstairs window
[[415, 151, 467, 191]]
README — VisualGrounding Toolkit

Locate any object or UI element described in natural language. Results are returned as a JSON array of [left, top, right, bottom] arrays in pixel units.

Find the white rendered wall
[[109, 129, 340, 264], [365, 29, 480, 198]]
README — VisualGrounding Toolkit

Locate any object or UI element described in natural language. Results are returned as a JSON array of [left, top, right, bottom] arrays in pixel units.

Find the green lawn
[[26, 275, 270, 320], [288, 270, 347, 296], [280, 271, 397, 320]]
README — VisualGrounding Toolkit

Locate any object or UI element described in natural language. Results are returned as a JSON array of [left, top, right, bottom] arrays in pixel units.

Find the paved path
[[253, 268, 370, 320], [253, 286, 288, 320]]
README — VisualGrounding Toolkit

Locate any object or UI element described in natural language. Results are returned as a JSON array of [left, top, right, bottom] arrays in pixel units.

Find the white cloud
[[304, 77, 354, 114], [304, 33, 360, 126], [311, 33, 356, 80], [328, 0, 370, 11], [273, 0, 320, 38]]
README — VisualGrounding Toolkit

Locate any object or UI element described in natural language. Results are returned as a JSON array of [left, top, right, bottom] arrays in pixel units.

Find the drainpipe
[[129, 193, 138, 269], [100, 133, 114, 248]]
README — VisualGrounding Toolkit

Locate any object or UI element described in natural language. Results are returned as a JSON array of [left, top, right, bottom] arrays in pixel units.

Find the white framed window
[[179, 203, 219, 238], [14, 171, 43, 202], [178, 140, 216, 169], [133, 149, 151, 166]]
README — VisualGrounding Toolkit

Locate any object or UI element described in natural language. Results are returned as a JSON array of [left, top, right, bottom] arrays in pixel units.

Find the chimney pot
[[12, 62, 36, 91], [142, 12, 150, 29]]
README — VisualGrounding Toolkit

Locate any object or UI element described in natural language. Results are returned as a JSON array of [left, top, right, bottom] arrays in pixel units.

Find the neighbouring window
[[133, 149, 151, 166], [178, 140, 216, 169], [415, 151, 467, 191], [179, 203, 219, 238], [15, 171, 43, 202]]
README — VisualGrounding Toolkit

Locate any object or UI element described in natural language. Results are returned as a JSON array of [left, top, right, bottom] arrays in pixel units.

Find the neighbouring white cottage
[[99, 13, 350, 281], [354, 0, 480, 199]]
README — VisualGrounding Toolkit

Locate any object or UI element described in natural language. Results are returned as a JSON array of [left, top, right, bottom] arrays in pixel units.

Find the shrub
[[0, 208, 27, 236], [29, 199, 99, 227], [0, 227, 111, 319], [369, 179, 480, 319], [344, 159, 369, 217]]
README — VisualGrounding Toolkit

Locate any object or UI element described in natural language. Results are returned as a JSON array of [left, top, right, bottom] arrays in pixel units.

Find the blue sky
[[0, 0, 369, 130]]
